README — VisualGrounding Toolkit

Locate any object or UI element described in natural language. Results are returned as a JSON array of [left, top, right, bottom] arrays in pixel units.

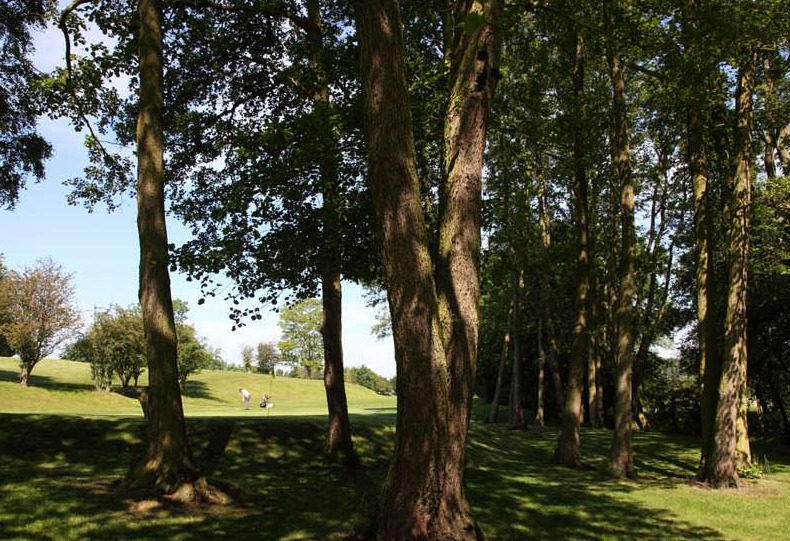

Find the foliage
[[0, 258, 81, 383], [345, 365, 394, 395], [255, 341, 280, 375], [67, 304, 146, 390], [66, 301, 221, 390], [0, 0, 53, 209], [0, 255, 13, 356], [278, 298, 323, 379], [240, 345, 254, 372]]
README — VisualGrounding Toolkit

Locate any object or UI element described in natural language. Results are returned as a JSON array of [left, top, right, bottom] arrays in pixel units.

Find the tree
[[0, 0, 52, 208], [355, 0, 503, 537], [240, 345, 254, 373], [278, 298, 323, 379], [126, 0, 196, 496], [67, 301, 219, 391], [176, 323, 220, 389], [0, 258, 81, 386], [0, 255, 13, 357], [605, 0, 637, 480], [255, 342, 280, 374], [68, 304, 147, 389]]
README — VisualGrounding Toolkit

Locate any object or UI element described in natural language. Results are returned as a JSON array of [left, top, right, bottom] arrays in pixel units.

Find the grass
[[1, 356, 789, 540]]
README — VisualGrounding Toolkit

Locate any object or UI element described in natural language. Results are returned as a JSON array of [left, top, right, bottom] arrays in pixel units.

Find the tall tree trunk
[[707, 56, 754, 488], [535, 318, 546, 426], [508, 271, 526, 429], [355, 1, 501, 537], [537, 171, 565, 419], [606, 0, 636, 478], [588, 183, 605, 429], [683, 0, 722, 477], [487, 309, 511, 424], [306, 0, 358, 467], [554, 29, 588, 467], [129, 0, 194, 492], [490, 272, 515, 424]]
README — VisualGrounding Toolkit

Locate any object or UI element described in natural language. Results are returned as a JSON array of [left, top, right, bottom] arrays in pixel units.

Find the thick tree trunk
[[554, 29, 588, 467], [306, 0, 358, 467], [606, 2, 636, 478], [707, 57, 754, 488], [129, 0, 194, 492], [437, 0, 503, 473], [355, 1, 501, 537]]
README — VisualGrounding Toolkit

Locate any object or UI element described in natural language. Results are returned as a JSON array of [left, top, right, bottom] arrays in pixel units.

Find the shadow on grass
[[181, 380, 215, 400], [467, 423, 724, 540], [2, 413, 788, 540], [0, 366, 96, 393]]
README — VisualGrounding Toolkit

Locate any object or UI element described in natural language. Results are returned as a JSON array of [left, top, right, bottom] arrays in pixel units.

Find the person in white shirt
[[239, 388, 251, 410]]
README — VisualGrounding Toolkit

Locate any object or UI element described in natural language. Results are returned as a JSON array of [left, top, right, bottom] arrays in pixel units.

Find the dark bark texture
[[355, 0, 501, 538], [129, 0, 194, 492]]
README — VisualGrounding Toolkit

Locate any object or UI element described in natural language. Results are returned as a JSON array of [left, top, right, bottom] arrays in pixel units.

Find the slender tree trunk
[[19, 361, 31, 387], [775, 125, 790, 175], [508, 271, 526, 429], [683, 0, 722, 477], [129, 0, 194, 492], [760, 132, 777, 178], [537, 173, 565, 418], [535, 318, 546, 426], [707, 56, 754, 488], [489, 285, 515, 424], [606, 0, 636, 478], [355, 1, 501, 537], [554, 29, 588, 467], [305, 0, 358, 467]]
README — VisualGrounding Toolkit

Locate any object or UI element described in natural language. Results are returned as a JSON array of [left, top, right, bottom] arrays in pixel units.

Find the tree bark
[[554, 29, 588, 467], [508, 271, 526, 429], [535, 318, 546, 426], [707, 56, 754, 488], [683, 0, 723, 477], [606, 0, 636, 479], [774, 125, 790, 175], [488, 283, 514, 424], [19, 362, 31, 387], [354, 0, 501, 537], [537, 172, 565, 419], [305, 0, 358, 467], [129, 0, 194, 492]]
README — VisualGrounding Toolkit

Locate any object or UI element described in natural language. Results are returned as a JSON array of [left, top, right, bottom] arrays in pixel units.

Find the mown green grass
[[1, 356, 788, 540], [0, 357, 397, 418]]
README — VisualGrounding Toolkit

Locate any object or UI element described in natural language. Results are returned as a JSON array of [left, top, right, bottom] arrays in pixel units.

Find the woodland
[[2, 0, 790, 539]]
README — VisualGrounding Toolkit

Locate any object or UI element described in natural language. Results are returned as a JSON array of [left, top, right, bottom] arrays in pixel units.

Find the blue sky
[[0, 14, 395, 377]]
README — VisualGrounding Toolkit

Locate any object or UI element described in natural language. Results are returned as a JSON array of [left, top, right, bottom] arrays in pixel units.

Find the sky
[[0, 13, 396, 378]]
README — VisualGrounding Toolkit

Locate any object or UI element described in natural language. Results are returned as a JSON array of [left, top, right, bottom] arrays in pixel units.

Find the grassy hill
[[0, 357, 396, 417]]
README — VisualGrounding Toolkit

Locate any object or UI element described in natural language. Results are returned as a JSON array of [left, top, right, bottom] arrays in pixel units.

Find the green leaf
[[463, 12, 484, 35]]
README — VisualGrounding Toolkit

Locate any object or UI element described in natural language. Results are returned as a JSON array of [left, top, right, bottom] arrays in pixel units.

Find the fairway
[[1, 357, 789, 540]]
